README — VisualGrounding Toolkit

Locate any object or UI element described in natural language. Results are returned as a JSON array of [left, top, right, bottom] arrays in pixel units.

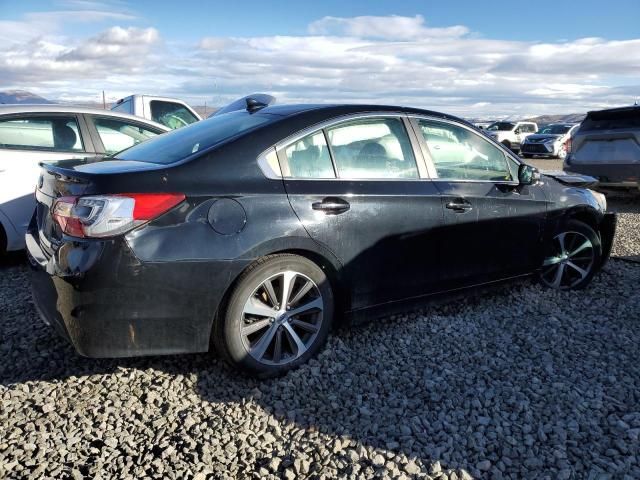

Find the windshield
[[486, 122, 515, 131], [539, 125, 572, 135], [114, 111, 273, 164]]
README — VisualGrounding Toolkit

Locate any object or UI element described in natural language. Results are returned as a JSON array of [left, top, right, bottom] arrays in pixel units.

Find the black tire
[[539, 219, 602, 290], [213, 254, 334, 377]]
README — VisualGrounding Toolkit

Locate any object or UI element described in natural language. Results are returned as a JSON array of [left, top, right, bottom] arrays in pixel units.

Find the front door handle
[[445, 199, 472, 213], [312, 197, 350, 215]]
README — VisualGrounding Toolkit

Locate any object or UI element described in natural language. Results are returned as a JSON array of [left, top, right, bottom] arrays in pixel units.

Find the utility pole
[[102, 91, 106, 109]]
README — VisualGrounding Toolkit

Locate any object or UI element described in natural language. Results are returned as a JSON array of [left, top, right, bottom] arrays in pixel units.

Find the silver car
[[520, 123, 579, 160], [0, 105, 169, 255], [564, 106, 640, 190]]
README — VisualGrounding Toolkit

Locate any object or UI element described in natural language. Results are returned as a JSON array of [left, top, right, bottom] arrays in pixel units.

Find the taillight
[[565, 136, 572, 154], [52, 193, 185, 238]]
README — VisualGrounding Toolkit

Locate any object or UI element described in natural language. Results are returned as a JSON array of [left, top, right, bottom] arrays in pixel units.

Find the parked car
[[520, 123, 579, 159], [27, 102, 615, 377], [0, 105, 169, 255], [484, 121, 538, 152], [564, 105, 640, 191], [111, 94, 201, 130]]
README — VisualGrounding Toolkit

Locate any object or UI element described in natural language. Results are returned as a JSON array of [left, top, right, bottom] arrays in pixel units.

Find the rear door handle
[[312, 197, 350, 215], [445, 199, 472, 213]]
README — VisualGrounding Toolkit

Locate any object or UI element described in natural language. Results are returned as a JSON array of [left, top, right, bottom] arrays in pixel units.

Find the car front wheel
[[539, 220, 602, 290], [214, 254, 334, 377]]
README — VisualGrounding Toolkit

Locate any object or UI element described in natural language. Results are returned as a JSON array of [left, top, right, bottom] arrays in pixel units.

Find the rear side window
[[112, 99, 132, 114], [580, 109, 640, 131], [115, 111, 272, 164], [150, 101, 198, 129], [93, 117, 161, 154], [326, 118, 418, 179], [0, 116, 83, 152], [283, 131, 334, 178]]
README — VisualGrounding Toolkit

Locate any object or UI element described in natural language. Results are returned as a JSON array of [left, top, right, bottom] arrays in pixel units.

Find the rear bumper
[[26, 230, 247, 358], [565, 162, 640, 188]]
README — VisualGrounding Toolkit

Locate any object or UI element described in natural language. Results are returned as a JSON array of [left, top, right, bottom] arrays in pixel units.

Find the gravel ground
[[1, 201, 639, 480]]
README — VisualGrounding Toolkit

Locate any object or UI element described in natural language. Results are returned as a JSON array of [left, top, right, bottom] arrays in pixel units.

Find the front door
[[412, 117, 548, 289], [279, 116, 445, 310]]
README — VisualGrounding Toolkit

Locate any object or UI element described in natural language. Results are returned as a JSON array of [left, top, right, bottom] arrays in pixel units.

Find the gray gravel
[[1, 207, 639, 480]]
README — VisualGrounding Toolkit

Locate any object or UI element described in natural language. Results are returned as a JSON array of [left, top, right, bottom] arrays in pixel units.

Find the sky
[[0, 0, 639, 117]]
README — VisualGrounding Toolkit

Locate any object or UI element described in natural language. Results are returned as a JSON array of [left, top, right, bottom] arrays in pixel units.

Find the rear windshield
[[580, 108, 640, 132], [486, 122, 515, 131], [114, 111, 273, 164]]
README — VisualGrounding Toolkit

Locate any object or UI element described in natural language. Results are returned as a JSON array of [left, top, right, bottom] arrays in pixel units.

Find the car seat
[[53, 124, 78, 151]]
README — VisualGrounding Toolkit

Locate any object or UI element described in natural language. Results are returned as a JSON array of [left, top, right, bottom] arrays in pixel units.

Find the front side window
[[94, 117, 161, 155], [282, 131, 334, 178], [418, 119, 513, 181], [150, 101, 198, 129], [326, 118, 418, 179], [0, 116, 83, 152]]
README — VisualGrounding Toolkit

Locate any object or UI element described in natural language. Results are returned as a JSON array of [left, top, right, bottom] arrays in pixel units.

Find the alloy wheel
[[240, 271, 323, 365], [541, 231, 595, 289]]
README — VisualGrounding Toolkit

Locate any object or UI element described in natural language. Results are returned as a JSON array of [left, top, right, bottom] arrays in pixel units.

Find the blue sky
[[1, 0, 639, 116]]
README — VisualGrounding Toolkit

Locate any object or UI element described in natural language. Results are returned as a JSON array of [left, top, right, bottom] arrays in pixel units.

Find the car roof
[[587, 105, 640, 116], [0, 104, 170, 131], [258, 103, 475, 127]]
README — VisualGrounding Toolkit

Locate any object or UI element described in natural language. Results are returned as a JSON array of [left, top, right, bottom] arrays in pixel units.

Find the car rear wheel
[[214, 254, 334, 377], [539, 220, 602, 290]]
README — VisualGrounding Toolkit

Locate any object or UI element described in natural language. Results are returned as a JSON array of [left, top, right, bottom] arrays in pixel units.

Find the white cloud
[[0, 13, 638, 116], [308, 14, 469, 40]]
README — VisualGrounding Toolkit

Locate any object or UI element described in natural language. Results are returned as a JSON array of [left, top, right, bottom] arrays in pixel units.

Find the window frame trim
[[407, 115, 522, 185]]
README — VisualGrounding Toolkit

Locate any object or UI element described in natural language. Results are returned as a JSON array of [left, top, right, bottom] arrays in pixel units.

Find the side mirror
[[518, 163, 541, 185]]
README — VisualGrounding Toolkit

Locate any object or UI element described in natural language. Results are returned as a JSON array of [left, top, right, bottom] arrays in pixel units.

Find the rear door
[[411, 116, 548, 289], [0, 114, 93, 240], [278, 114, 444, 311]]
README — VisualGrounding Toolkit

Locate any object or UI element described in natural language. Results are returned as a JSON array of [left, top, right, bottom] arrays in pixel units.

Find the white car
[[520, 123, 579, 159], [111, 94, 201, 129], [0, 105, 169, 255], [484, 121, 538, 152]]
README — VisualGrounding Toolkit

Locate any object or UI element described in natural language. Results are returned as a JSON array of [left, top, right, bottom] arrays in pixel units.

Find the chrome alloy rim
[[241, 271, 323, 365], [541, 231, 595, 289]]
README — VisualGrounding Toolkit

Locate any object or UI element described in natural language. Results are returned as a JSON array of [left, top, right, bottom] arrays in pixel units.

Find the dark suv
[[27, 102, 616, 376]]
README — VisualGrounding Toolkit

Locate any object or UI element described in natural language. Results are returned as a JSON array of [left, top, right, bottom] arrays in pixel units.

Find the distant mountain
[[469, 113, 586, 125], [0, 90, 54, 105], [523, 113, 586, 125]]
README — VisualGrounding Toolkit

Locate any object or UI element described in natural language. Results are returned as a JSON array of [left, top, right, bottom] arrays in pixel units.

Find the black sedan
[[27, 101, 616, 376]]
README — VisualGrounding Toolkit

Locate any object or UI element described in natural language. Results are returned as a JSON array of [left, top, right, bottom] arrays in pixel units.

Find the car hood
[[525, 134, 563, 142], [542, 170, 598, 187]]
